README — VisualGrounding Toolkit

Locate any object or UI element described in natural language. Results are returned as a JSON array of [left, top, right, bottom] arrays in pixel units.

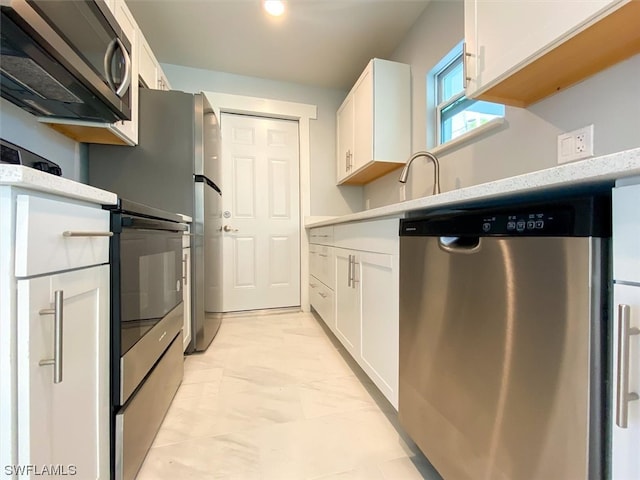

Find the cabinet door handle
[[63, 231, 113, 237], [347, 254, 353, 287], [182, 254, 188, 285], [352, 256, 359, 287], [616, 304, 640, 428], [463, 42, 472, 88], [318, 253, 328, 258], [39, 290, 64, 384], [319, 292, 328, 299], [310, 282, 318, 289]]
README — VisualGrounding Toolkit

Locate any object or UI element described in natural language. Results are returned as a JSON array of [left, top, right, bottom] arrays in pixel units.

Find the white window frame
[[435, 50, 471, 146], [431, 41, 505, 150]]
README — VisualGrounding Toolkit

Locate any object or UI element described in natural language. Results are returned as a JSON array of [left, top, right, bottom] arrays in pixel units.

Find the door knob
[[223, 225, 238, 232]]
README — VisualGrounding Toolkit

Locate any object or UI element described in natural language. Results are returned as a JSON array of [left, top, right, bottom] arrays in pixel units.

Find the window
[[434, 44, 504, 145]]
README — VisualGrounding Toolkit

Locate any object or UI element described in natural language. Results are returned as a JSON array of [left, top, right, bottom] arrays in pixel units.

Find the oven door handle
[[123, 217, 188, 232]]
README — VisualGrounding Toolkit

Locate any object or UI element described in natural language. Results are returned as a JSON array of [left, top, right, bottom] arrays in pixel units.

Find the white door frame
[[203, 92, 317, 312]]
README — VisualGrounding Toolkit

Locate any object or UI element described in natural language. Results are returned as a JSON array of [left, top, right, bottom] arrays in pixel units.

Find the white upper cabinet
[[464, 0, 637, 107], [138, 33, 171, 91], [336, 58, 411, 185], [109, 0, 139, 145]]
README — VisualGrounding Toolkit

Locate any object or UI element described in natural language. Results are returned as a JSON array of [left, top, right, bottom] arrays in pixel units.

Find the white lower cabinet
[[1, 188, 111, 480], [334, 247, 399, 408], [612, 181, 640, 478], [16, 264, 110, 479], [310, 220, 399, 409], [359, 251, 399, 407], [611, 284, 640, 479], [335, 249, 361, 359]]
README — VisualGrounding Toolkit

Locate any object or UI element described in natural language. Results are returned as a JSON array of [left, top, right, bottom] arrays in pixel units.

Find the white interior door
[[221, 113, 300, 312]]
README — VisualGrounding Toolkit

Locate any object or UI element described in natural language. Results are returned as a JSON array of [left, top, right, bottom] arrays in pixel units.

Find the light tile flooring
[[137, 311, 442, 480]]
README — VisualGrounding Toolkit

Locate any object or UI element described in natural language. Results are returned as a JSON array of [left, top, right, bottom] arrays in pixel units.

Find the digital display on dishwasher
[[480, 210, 569, 234]]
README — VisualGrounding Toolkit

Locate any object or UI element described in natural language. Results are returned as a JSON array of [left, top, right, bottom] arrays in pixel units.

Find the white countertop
[[0, 165, 118, 205], [306, 147, 640, 228]]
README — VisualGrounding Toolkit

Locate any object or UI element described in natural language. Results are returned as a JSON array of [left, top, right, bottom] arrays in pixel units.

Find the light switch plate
[[557, 125, 594, 164]]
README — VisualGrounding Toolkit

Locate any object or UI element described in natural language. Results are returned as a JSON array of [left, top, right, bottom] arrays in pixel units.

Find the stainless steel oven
[[107, 199, 186, 480]]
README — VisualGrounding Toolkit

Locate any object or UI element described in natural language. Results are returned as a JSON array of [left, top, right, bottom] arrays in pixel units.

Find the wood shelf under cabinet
[[476, 1, 640, 107], [339, 160, 405, 185]]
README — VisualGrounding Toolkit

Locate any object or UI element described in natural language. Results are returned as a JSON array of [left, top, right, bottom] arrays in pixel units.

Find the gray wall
[[364, 0, 640, 209], [0, 99, 86, 182], [162, 64, 363, 216]]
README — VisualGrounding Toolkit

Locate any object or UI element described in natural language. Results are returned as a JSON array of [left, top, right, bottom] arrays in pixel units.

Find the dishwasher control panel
[[480, 209, 571, 235], [401, 196, 611, 238]]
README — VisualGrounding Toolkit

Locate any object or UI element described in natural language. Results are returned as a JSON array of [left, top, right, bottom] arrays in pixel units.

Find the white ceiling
[[125, 0, 431, 90]]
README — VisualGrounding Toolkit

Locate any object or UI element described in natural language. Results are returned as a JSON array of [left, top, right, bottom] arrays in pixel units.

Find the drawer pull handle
[[319, 292, 328, 299], [318, 254, 329, 258], [39, 290, 64, 384], [310, 283, 318, 289], [63, 231, 113, 237], [616, 304, 640, 428]]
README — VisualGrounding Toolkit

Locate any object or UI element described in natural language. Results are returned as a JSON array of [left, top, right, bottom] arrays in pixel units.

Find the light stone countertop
[[305, 147, 640, 228], [0, 165, 117, 205]]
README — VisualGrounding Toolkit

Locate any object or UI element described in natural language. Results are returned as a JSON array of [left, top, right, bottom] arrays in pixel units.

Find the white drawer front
[[333, 218, 399, 255], [310, 245, 334, 289], [613, 184, 640, 284], [15, 195, 110, 277], [309, 275, 334, 332], [309, 226, 334, 245]]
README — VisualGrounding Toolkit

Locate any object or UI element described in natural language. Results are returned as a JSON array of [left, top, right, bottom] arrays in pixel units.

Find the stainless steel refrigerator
[[88, 89, 222, 353]]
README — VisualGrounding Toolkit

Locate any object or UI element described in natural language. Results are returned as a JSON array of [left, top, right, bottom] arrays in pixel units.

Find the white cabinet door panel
[[334, 248, 360, 358], [612, 284, 640, 480], [16, 265, 109, 479], [353, 67, 373, 172], [360, 251, 399, 409], [336, 95, 354, 182], [613, 183, 640, 284]]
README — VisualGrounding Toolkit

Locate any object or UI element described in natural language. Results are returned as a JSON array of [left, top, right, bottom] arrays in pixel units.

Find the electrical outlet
[[557, 125, 594, 164]]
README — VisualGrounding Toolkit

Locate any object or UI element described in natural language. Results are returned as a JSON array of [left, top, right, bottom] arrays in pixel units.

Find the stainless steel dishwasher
[[398, 196, 611, 480]]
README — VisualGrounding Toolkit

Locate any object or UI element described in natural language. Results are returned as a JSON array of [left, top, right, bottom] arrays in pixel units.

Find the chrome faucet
[[398, 151, 440, 195]]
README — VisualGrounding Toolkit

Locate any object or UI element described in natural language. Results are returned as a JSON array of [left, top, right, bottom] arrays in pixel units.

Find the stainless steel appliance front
[[399, 198, 609, 480], [89, 90, 223, 353], [108, 199, 187, 480], [1, 0, 132, 122]]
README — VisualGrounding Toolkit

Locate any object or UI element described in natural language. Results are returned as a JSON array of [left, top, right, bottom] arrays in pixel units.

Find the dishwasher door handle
[[438, 236, 482, 254]]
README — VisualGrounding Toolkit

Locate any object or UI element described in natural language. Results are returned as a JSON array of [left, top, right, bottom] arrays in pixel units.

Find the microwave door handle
[[103, 38, 131, 98], [104, 38, 117, 92], [114, 38, 131, 97]]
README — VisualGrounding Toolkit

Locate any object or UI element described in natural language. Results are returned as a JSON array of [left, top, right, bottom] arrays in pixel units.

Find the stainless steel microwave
[[0, 0, 132, 123]]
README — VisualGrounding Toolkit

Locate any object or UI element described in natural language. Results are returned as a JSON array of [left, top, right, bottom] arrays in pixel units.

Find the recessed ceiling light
[[263, 0, 285, 17]]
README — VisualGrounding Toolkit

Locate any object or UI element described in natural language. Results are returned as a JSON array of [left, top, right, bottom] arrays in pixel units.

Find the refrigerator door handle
[[194, 174, 221, 194]]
